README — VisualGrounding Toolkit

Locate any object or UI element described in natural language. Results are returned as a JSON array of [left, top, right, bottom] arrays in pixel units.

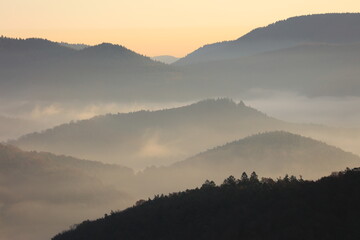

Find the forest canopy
[[53, 168, 360, 240]]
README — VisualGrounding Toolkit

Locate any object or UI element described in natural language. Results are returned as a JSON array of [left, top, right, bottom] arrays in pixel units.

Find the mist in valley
[[1, 12, 360, 240], [2, 98, 360, 240]]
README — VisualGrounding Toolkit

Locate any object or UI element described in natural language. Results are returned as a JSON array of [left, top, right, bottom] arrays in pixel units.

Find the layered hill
[[11, 99, 287, 169], [2, 14, 360, 103], [139, 131, 360, 195], [152, 55, 179, 64], [4, 131, 359, 239], [0, 37, 177, 102], [0, 144, 135, 240], [12, 99, 360, 169], [182, 42, 360, 97], [175, 13, 360, 65], [53, 168, 360, 240], [175, 131, 360, 179]]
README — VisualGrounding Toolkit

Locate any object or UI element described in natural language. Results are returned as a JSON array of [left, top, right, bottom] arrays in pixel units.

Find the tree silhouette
[[222, 175, 237, 186], [240, 172, 249, 183], [53, 168, 360, 240], [201, 180, 216, 189], [250, 171, 259, 183]]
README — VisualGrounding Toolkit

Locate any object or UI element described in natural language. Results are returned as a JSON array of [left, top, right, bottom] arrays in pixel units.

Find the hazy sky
[[2, 0, 360, 57]]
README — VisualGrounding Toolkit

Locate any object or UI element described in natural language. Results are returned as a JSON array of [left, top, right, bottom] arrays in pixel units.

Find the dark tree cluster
[[53, 168, 360, 240]]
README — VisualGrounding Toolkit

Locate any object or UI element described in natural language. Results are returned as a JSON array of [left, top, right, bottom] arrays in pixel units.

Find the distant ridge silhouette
[[152, 55, 179, 64], [175, 13, 360, 65], [0, 36, 174, 101]]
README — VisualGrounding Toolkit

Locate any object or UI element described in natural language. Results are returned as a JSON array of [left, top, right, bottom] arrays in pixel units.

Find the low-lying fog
[[1, 94, 360, 240], [1, 92, 360, 142], [0, 100, 189, 142], [244, 90, 360, 127]]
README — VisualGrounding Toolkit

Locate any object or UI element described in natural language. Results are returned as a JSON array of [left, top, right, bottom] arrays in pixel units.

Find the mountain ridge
[[0, 36, 176, 102], [0, 143, 135, 240], [182, 41, 360, 97], [10, 99, 282, 169], [11, 99, 360, 169], [136, 131, 360, 197], [174, 13, 360, 65], [52, 168, 360, 240]]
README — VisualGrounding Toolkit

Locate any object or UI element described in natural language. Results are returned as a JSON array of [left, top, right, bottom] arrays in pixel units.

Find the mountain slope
[[4, 131, 359, 239], [2, 17, 360, 104], [175, 13, 360, 65], [138, 131, 360, 195], [182, 42, 360, 97], [175, 131, 360, 179], [0, 37, 177, 102], [0, 144, 135, 240], [12, 99, 360, 169], [52, 169, 360, 240], [11, 99, 286, 169]]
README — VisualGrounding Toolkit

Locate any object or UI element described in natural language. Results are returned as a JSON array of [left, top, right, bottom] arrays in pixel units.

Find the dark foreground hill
[[3, 131, 359, 239], [53, 168, 360, 240]]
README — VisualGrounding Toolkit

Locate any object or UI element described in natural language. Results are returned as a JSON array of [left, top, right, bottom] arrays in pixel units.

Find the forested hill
[[0, 36, 174, 102], [0, 143, 135, 240], [12, 99, 281, 169], [175, 13, 360, 65], [136, 131, 360, 198], [173, 131, 360, 180], [12, 99, 360, 169], [53, 168, 360, 240]]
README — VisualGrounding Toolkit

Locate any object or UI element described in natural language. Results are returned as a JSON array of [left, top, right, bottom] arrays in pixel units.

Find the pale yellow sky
[[1, 0, 360, 57]]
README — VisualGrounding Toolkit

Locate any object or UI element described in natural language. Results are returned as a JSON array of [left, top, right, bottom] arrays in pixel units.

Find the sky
[[1, 0, 360, 57]]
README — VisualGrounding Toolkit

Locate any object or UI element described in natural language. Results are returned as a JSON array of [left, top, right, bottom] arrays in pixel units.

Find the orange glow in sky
[[1, 0, 360, 57]]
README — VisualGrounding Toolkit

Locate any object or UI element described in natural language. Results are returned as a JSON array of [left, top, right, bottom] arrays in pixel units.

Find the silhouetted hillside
[[182, 42, 360, 97], [11, 99, 286, 169], [12, 99, 360, 169], [0, 37, 73, 57], [4, 132, 359, 239], [175, 131, 359, 179], [138, 131, 360, 195], [0, 37, 177, 102], [0, 144, 135, 240], [175, 13, 360, 65], [53, 168, 360, 240], [3, 13, 360, 103]]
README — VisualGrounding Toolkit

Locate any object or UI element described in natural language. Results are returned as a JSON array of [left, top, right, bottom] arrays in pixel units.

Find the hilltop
[[175, 13, 360, 65], [138, 131, 360, 195], [53, 168, 360, 240], [12, 99, 360, 169], [11, 99, 284, 169]]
